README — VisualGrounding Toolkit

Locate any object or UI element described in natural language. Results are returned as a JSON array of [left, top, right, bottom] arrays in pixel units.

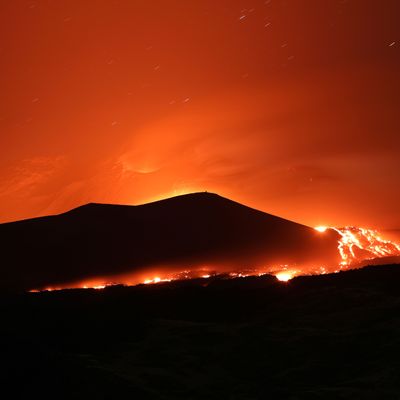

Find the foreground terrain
[[2, 264, 400, 399]]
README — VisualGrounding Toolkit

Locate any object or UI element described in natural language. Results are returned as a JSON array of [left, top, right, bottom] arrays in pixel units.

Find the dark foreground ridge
[[0, 192, 340, 292], [2, 263, 400, 399]]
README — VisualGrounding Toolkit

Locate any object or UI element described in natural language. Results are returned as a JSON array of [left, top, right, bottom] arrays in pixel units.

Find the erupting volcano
[[2, 1, 400, 397], [1, 192, 399, 293]]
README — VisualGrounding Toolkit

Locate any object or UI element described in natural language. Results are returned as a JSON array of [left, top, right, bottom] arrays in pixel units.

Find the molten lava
[[144, 277, 171, 284], [29, 226, 400, 293], [275, 272, 294, 282], [315, 226, 400, 267]]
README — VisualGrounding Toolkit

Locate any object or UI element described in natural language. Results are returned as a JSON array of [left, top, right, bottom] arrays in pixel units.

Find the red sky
[[1, 0, 399, 228]]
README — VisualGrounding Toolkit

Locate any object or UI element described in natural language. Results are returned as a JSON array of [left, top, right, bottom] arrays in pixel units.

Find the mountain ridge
[[0, 192, 340, 292]]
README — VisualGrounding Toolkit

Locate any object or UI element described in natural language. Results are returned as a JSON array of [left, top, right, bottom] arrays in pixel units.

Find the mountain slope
[[0, 192, 340, 291]]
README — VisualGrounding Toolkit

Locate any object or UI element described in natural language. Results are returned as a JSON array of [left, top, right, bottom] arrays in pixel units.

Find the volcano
[[0, 192, 342, 292]]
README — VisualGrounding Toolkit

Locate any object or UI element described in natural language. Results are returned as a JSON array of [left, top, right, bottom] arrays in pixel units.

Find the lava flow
[[29, 226, 400, 292], [315, 226, 400, 267]]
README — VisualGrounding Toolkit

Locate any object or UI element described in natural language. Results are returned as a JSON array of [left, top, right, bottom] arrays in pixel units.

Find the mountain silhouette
[[0, 192, 341, 292]]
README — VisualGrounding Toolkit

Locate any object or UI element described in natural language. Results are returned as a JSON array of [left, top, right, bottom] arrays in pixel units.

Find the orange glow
[[275, 272, 294, 282], [143, 276, 171, 285], [1, 2, 400, 232], [315, 226, 328, 233]]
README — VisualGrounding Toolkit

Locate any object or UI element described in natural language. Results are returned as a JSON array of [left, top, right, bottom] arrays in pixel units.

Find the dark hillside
[[0, 193, 339, 292]]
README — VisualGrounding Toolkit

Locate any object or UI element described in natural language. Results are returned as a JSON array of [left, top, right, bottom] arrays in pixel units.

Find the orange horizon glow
[[1, 1, 400, 229]]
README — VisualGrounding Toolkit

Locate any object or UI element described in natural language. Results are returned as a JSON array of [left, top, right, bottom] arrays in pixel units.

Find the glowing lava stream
[[29, 226, 400, 292], [315, 226, 400, 267]]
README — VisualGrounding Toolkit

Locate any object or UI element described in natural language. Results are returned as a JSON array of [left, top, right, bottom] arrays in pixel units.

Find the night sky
[[1, 0, 399, 228]]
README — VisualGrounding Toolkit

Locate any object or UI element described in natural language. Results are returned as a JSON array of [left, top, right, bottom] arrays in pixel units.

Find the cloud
[[1, 67, 399, 229], [0, 156, 66, 221], [0, 156, 66, 198]]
